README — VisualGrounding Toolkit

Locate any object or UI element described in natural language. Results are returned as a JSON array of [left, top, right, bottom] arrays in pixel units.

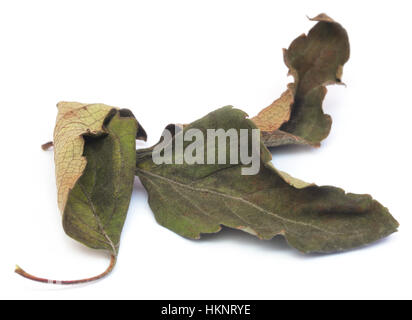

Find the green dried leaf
[[253, 14, 350, 147], [16, 102, 147, 284], [63, 109, 141, 256], [136, 106, 398, 253]]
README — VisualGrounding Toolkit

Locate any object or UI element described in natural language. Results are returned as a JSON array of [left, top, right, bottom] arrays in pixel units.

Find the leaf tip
[[41, 141, 54, 151], [15, 265, 24, 275], [308, 13, 335, 23]]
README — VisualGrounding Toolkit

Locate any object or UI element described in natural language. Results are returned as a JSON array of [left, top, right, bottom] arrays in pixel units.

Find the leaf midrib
[[136, 168, 344, 236], [79, 183, 117, 255]]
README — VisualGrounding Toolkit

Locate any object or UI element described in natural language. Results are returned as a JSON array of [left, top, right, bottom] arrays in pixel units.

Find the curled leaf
[[16, 102, 146, 284], [253, 14, 350, 147], [136, 107, 398, 253]]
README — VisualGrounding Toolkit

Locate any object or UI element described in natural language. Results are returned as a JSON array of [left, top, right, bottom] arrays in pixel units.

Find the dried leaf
[[253, 14, 350, 147], [62, 107, 142, 255], [16, 102, 146, 284], [53, 102, 114, 213], [136, 107, 398, 253]]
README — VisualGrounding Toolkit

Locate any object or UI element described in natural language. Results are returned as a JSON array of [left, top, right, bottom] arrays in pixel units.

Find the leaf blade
[[53, 102, 114, 213], [253, 14, 350, 147], [136, 107, 398, 253], [62, 109, 140, 255]]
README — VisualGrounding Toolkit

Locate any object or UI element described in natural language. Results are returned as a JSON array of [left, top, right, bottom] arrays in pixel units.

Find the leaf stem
[[15, 255, 116, 285], [41, 141, 54, 151]]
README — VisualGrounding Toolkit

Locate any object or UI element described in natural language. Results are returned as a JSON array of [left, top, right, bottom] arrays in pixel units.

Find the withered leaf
[[16, 102, 146, 284], [252, 14, 350, 147], [136, 106, 398, 253]]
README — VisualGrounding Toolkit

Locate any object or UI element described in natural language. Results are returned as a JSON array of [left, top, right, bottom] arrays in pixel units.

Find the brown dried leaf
[[253, 14, 350, 147], [53, 102, 114, 212]]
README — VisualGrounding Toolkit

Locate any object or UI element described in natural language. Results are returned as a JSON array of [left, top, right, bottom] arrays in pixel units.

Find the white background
[[1, 0, 411, 300]]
